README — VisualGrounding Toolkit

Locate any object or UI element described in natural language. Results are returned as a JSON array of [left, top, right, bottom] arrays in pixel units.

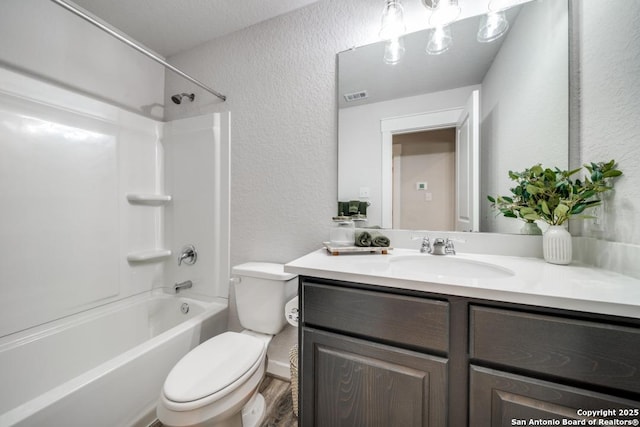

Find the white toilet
[[157, 262, 297, 427]]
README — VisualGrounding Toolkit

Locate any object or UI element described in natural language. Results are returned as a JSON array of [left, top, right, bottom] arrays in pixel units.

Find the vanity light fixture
[[379, 0, 407, 65], [379, 0, 406, 40], [427, 0, 461, 27], [380, 0, 517, 62], [426, 24, 453, 55], [384, 37, 406, 64], [477, 0, 510, 43], [424, 0, 458, 56]]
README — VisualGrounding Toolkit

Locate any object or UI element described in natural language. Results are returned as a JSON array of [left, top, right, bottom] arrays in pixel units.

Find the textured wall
[[164, 0, 382, 267], [579, 1, 640, 245], [163, 0, 640, 277]]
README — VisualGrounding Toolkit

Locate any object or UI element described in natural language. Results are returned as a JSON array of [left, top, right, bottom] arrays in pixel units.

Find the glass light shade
[[426, 25, 452, 55], [384, 37, 405, 65], [477, 11, 509, 43], [379, 0, 406, 40], [428, 0, 461, 27]]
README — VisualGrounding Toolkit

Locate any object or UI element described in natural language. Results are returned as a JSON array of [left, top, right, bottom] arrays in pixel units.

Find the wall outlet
[[359, 187, 370, 198], [424, 192, 433, 201], [590, 202, 604, 232]]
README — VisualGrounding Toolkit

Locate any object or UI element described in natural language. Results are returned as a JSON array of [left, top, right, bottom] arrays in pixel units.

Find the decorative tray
[[323, 242, 392, 256]]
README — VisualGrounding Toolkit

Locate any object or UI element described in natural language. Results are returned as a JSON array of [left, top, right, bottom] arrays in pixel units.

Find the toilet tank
[[231, 262, 298, 335]]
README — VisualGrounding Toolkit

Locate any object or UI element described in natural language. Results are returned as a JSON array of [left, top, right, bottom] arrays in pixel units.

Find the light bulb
[[379, 0, 406, 40], [384, 37, 405, 65], [477, 11, 509, 43], [428, 0, 461, 27], [426, 25, 452, 55]]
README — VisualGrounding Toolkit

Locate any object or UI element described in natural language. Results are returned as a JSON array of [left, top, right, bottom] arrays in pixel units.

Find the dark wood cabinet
[[302, 328, 448, 427], [299, 277, 640, 427], [470, 306, 640, 393], [469, 366, 639, 427]]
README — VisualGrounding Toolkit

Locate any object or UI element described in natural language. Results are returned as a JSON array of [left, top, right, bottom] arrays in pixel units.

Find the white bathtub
[[0, 291, 228, 427]]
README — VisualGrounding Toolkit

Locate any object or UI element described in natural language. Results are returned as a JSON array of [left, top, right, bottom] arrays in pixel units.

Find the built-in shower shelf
[[127, 249, 172, 262], [126, 193, 172, 205]]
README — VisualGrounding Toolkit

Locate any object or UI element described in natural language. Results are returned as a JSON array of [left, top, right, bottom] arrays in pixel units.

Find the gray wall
[[163, 0, 640, 268], [579, 1, 640, 244], [163, 0, 384, 268]]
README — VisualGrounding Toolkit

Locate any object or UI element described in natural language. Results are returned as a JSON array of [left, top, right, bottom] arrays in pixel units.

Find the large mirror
[[338, 0, 569, 234]]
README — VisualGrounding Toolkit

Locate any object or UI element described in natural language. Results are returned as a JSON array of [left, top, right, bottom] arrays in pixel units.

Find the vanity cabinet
[[300, 279, 450, 426], [299, 277, 640, 427], [469, 306, 640, 426]]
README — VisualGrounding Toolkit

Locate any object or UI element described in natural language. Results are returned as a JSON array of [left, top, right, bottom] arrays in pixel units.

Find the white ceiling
[[70, 0, 322, 57]]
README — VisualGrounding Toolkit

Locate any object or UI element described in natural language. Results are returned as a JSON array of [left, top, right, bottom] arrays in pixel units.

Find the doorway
[[392, 128, 456, 230]]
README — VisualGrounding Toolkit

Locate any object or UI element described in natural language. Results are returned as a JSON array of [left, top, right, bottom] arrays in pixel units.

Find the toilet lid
[[163, 332, 265, 403]]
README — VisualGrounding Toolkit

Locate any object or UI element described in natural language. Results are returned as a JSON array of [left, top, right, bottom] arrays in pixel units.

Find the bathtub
[[0, 291, 228, 427]]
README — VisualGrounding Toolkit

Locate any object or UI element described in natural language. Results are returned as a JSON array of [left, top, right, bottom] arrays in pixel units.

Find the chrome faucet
[[431, 238, 456, 255], [178, 245, 197, 266], [174, 280, 193, 293]]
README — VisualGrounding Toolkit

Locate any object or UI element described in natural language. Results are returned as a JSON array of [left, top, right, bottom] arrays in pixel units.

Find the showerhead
[[171, 93, 195, 104]]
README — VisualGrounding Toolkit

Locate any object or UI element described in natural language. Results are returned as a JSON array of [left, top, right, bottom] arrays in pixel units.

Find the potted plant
[[488, 160, 622, 264]]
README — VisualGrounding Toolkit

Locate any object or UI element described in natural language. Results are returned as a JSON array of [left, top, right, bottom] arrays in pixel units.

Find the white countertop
[[285, 248, 640, 319]]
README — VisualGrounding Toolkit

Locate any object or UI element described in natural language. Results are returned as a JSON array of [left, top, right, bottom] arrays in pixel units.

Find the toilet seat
[[161, 332, 266, 412]]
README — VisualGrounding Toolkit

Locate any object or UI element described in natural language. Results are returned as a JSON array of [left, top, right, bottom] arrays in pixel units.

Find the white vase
[[543, 225, 572, 265]]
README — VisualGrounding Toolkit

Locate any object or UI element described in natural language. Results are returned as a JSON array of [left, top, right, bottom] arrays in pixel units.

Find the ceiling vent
[[344, 90, 368, 102]]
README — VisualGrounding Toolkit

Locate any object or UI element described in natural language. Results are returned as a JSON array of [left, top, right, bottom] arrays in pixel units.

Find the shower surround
[[0, 66, 230, 425]]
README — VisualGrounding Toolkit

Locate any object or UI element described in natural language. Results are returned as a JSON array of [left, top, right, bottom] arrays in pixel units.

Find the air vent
[[344, 90, 368, 102]]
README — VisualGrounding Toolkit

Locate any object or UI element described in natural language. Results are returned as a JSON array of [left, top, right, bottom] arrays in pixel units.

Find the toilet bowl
[[157, 263, 297, 427]]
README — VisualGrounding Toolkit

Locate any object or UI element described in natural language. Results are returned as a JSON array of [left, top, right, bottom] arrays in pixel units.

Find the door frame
[[380, 108, 463, 229]]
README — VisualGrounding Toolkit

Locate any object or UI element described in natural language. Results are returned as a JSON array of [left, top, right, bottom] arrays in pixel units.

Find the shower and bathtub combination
[[0, 61, 231, 426]]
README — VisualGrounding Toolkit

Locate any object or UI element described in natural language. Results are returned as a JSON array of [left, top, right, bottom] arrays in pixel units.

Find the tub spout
[[174, 280, 193, 293]]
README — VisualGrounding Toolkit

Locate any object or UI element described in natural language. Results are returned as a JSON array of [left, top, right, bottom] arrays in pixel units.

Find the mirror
[[338, 0, 569, 234]]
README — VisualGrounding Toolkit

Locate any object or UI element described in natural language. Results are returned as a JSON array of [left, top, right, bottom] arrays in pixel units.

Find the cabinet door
[[301, 328, 448, 427], [470, 365, 640, 427]]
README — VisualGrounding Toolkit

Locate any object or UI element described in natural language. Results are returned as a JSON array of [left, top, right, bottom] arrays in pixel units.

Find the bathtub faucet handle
[[178, 244, 197, 266], [174, 280, 193, 293]]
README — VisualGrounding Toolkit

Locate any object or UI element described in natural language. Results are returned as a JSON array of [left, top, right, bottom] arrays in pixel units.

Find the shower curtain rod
[[50, 0, 227, 102]]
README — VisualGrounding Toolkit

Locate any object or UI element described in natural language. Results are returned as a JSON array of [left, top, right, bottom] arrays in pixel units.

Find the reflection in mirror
[[338, 0, 568, 234]]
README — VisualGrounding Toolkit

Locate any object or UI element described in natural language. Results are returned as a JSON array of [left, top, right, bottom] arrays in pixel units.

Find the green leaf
[[566, 167, 582, 177], [526, 184, 541, 195], [531, 165, 543, 175], [523, 213, 540, 221], [570, 203, 587, 214], [554, 203, 570, 219], [487, 195, 496, 203], [603, 170, 622, 178], [541, 200, 551, 215]]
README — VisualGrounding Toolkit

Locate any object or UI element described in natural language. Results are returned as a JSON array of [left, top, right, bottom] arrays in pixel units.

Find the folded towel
[[370, 231, 390, 247], [354, 230, 372, 247]]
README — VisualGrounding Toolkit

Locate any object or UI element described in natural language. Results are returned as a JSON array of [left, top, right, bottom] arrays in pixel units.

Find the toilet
[[157, 262, 297, 427]]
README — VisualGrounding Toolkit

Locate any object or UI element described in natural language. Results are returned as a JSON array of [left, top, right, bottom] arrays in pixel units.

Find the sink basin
[[390, 255, 515, 280]]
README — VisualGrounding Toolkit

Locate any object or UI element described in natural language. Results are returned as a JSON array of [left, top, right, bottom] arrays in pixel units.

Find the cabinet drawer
[[303, 280, 449, 353], [470, 306, 640, 393]]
